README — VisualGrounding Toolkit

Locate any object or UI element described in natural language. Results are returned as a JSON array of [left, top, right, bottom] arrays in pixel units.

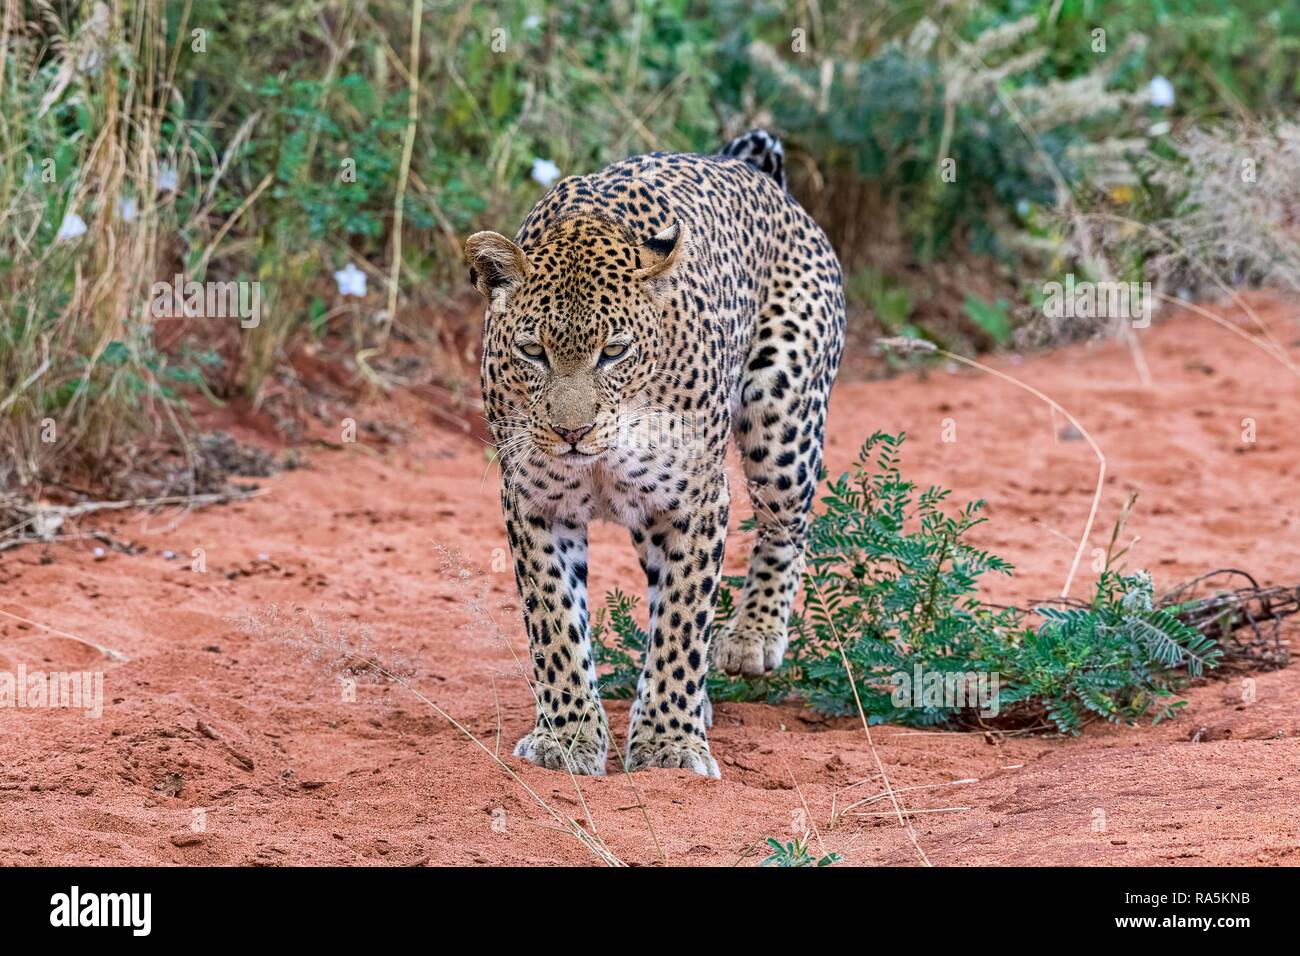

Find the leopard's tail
[[719, 129, 787, 191]]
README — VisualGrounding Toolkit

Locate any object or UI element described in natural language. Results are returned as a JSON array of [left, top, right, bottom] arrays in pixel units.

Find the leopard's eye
[[601, 342, 629, 361], [520, 342, 545, 358]]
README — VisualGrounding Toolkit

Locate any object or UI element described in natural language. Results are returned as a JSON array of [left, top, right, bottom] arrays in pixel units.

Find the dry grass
[[0, 0, 210, 496], [1147, 120, 1300, 297]]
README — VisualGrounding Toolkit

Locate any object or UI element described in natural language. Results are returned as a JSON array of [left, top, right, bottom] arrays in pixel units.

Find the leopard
[[465, 130, 845, 778]]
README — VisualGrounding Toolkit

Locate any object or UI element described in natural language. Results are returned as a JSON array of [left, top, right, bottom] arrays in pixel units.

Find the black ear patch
[[468, 266, 479, 289], [644, 233, 678, 257], [632, 221, 686, 282]]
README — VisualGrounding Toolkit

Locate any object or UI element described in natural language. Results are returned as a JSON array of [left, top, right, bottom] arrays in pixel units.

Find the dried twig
[[0, 606, 129, 662], [0, 488, 268, 552], [1161, 569, 1295, 669]]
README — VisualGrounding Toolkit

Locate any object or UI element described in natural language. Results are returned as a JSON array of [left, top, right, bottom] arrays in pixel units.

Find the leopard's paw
[[625, 736, 720, 778], [711, 623, 787, 676], [513, 724, 607, 776]]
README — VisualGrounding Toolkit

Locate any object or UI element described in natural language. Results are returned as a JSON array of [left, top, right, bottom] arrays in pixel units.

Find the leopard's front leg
[[625, 470, 729, 778], [503, 494, 608, 775]]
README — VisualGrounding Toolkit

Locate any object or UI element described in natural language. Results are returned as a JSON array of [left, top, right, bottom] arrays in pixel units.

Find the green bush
[[987, 570, 1222, 732], [591, 432, 1222, 734], [7, 0, 1300, 497], [760, 837, 841, 867]]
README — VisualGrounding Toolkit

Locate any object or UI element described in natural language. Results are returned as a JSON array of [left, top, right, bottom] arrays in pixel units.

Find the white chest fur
[[510, 436, 710, 528]]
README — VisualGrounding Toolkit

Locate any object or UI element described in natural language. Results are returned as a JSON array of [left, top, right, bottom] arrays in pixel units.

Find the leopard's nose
[[552, 422, 594, 444]]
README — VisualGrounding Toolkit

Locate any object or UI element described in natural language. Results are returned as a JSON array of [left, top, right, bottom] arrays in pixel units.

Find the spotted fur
[[466, 131, 845, 777], [719, 129, 787, 190]]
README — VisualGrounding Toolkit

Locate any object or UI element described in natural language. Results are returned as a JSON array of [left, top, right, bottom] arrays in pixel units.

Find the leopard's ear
[[464, 231, 528, 300], [632, 221, 687, 282]]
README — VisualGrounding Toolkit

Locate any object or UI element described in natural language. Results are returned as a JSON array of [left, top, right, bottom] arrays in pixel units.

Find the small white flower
[[1015, 198, 1030, 218], [334, 262, 367, 297], [1148, 120, 1171, 137], [1147, 76, 1175, 108], [117, 196, 137, 222], [157, 163, 179, 192], [1121, 570, 1154, 612], [522, 15, 541, 30], [56, 211, 88, 241], [531, 157, 561, 188]]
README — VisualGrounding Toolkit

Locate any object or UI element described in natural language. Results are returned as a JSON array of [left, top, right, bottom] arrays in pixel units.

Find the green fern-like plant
[[590, 588, 646, 700], [590, 432, 1223, 735], [988, 570, 1223, 733], [793, 430, 1019, 723], [760, 836, 841, 867]]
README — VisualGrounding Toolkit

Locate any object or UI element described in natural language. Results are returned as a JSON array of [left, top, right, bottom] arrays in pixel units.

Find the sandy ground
[[1, 295, 1298, 867]]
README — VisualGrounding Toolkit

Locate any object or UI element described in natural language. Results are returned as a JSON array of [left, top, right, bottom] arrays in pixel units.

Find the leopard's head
[[467, 215, 686, 463]]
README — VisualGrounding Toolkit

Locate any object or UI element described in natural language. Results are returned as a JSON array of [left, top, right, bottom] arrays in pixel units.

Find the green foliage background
[[3, 0, 1298, 490]]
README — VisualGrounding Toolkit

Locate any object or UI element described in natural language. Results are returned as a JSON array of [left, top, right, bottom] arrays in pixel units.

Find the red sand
[[2, 296, 1298, 866]]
